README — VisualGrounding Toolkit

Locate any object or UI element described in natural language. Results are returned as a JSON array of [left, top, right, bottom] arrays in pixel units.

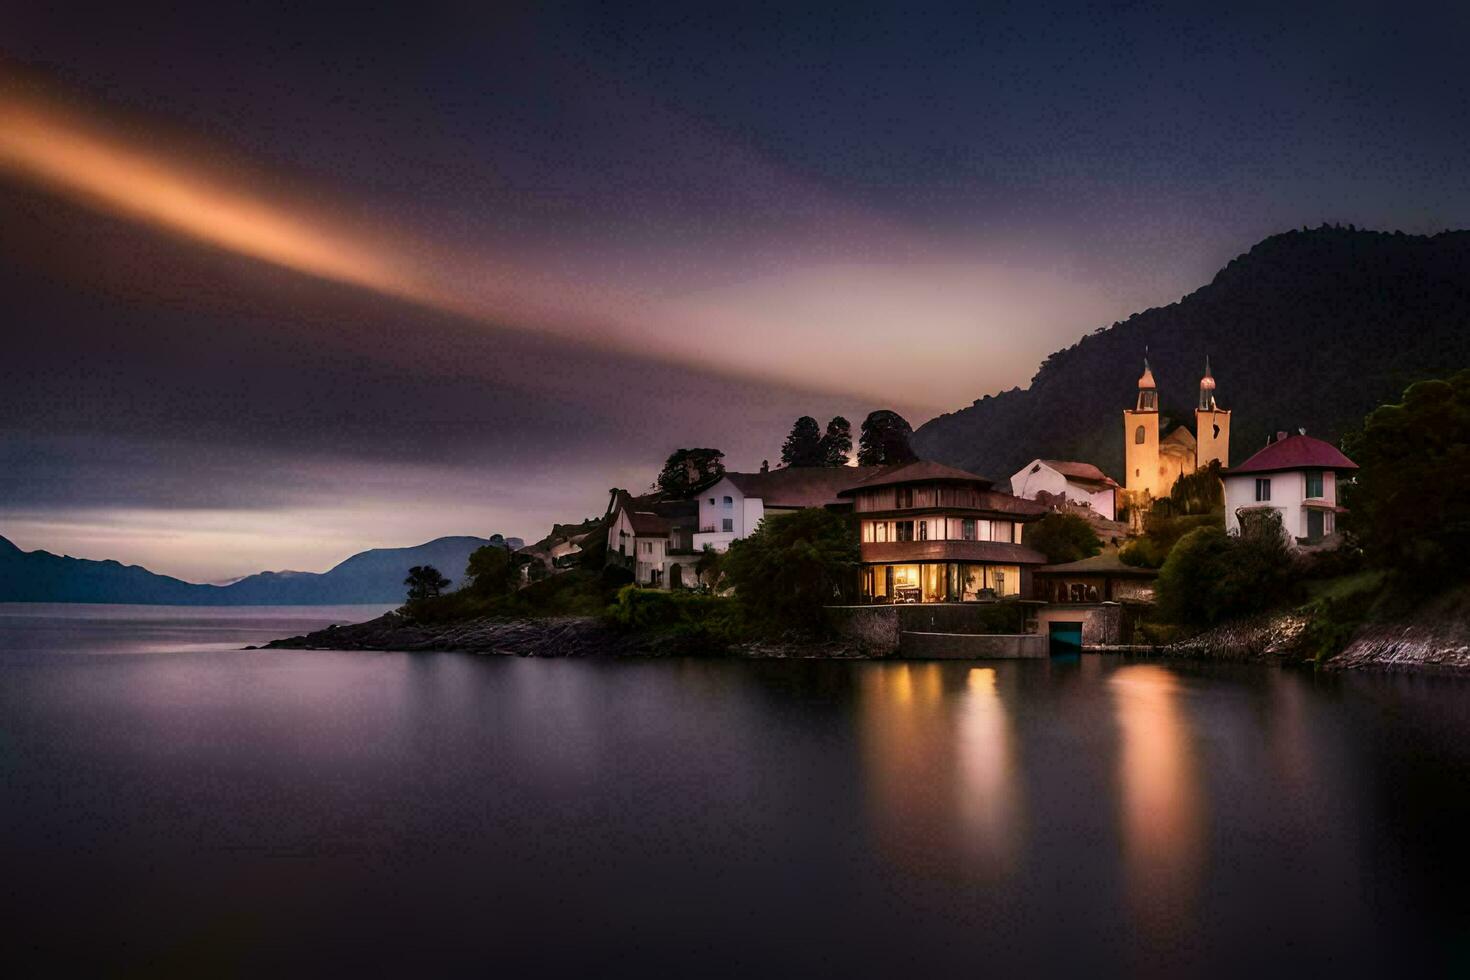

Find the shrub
[[1156, 524, 1295, 625], [1025, 513, 1102, 564]]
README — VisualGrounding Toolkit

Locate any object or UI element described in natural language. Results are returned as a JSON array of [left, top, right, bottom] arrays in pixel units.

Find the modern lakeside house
[[1223, 432, 1358, 547], [840, 461, 1048, 603]]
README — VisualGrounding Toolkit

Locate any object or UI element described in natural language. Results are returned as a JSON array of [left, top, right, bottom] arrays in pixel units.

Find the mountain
[[0, 534, 518, 605], [913, 227, 1470, 485]]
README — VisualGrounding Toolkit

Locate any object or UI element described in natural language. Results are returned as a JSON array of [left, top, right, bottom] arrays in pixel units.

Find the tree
[[464, 544, 514, 597], [404, 565, 451, 602], [1025, 513, 1102, 564], [657, 448, 726, 497], [723, 509, 860, 629], [1342, 369, 1470, 583], [1169, 460, 1224, 515], [781, 416, 824, 467], [818, 416, 853, 467], [695, 544, 726, 590], [857, 410, 918, 466]]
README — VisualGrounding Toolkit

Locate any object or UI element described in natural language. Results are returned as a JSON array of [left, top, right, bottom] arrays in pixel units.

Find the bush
[[609, 586, 749, 649], [1156, 524, 1295, 625], [1025, 513, 1101, 564], [1119, 512, 1221, 568]]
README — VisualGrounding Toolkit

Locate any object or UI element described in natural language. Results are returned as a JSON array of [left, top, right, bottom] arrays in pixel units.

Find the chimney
[[1276, 431, 1289, 442], [760, 459, 769, 473]]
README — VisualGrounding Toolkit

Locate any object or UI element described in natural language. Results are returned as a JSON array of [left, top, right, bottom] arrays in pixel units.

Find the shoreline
[[261, 607, 1470, 672]]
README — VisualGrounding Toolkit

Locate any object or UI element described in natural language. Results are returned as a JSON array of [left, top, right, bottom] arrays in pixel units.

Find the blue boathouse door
[[1049, 621, 1083, 656]]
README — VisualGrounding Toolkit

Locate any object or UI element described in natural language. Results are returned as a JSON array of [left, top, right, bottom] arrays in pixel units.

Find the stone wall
[[826, 602, 1037, 655], [898, 631, 1047, 659]]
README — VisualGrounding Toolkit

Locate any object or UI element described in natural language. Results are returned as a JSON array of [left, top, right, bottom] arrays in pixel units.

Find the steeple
[[1136, 355, 1158, 411], [1198, 355, 1217, 410]]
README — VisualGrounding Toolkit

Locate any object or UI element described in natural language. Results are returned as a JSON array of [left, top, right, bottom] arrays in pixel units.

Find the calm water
[[3, 604, 1469, 976]]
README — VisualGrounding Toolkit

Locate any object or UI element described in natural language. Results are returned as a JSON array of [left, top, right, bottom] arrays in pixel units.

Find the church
[[1120, 356, 1231, 507]]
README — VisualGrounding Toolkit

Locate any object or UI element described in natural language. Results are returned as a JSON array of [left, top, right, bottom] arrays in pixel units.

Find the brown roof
[[837, 460, 995, 496], [1036, 550, 1158, 577], [723, 466, 884, 508], [1039, 460, 1119, 488], [1231, 434, 1358, 475], [628, 511, 671, 536]]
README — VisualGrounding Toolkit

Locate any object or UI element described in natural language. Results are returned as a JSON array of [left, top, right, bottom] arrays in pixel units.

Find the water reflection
[[1108, 665, 1206, 942], [859, 663, 1023, 876]]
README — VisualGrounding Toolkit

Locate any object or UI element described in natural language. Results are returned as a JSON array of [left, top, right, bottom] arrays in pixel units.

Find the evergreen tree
[[818, 416, 852, 467], [781, 416, 824, 467], [857, 410, 918, 466]]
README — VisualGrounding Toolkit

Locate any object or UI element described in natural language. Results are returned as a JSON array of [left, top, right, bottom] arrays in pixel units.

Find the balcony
[[860, 540, 1047, 565]]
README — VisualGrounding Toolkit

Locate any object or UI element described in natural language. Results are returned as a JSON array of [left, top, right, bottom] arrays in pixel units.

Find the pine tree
[[818, 416, 852, 467], [857, 410, 918, 466], [781, 416, 824, 467]]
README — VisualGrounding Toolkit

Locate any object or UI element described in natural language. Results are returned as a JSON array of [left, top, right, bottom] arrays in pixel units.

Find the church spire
[[1136, 353, 1158, 411], [1198, 355, 1217, 410]]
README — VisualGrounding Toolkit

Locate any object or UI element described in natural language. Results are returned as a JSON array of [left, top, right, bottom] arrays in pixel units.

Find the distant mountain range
[[914, 227, 1470, 484], [0, 534, 521, 605]]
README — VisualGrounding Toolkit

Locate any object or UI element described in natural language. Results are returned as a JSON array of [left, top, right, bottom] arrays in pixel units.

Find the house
[[693, 466, 881, 552], [605, 491, 700, 588], [1009, 458, 1120, 521], [1223, 432, 1357, 547], [837, 460, 1048, 602]]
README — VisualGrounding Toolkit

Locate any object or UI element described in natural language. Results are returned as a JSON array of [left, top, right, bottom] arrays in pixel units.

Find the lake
[[2, 603, 1468, 976]]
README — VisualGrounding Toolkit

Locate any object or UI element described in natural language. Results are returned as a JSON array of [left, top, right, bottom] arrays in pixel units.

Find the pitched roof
[[1039, 459, 1119, 488], [1036, 550, 1158, 577], [1162, 425, 1197, 447], [836, 460, 995, 495], [628, 511, 671, 536], [722, 466, 884, 508], [1231, 434, 1358, 475]]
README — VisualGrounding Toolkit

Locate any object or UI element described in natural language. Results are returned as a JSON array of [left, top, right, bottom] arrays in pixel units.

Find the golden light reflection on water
[[1108, 665, 1206, 940], [858, 664, 1023, 876]]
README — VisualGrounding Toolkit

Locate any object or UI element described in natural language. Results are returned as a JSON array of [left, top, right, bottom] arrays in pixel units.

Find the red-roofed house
[[1009, 458, 1120, 520], [1224, 433, 1358, 546], [837, 461, 1048, 602]]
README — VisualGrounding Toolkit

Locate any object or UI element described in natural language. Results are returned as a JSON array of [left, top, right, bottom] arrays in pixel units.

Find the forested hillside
[[913, 227, 1470, 483]]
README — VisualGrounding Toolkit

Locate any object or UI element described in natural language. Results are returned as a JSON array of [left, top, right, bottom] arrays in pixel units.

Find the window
[[642, 541, 653, 554], [876, 522, 888, 542], [895, 521, 914, 542], [721, 518, 733, 533], [993, 521, 1013, 544], [962, 518, 976, 541], [1305, 470, 1323, 498], [896, 487, 913, 508], [708, 497, 715, 505], [1255, 478, 1271, 502], [723, 496, 733, 507], [1135, 425, 1146, 444], [918, 520, 928, 541]]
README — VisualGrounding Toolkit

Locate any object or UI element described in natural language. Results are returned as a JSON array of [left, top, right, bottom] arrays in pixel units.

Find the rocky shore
[[1161, 600, 1470, 672], [261, 611, 869, 659]]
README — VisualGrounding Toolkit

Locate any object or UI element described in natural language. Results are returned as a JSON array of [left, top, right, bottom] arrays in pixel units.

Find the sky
[[3, 1, 1468, 581]]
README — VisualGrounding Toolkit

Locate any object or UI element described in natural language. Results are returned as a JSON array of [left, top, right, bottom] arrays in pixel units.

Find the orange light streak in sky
[[0, 91, 435, 306]]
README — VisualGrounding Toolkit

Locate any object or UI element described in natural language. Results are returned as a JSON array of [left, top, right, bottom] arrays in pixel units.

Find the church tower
[[1123, 356, 1162, 497], [1194, 356, 1231, 470]]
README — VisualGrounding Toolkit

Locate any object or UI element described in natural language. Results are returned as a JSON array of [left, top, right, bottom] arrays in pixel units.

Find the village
[[502, 355, 1362, 658]]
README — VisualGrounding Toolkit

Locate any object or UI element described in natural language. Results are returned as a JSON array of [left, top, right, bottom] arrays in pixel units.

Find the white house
[[1223, 433, 1357, 547], [605, 491, 700, 589], [693, 466, 880, 552], [1009, 459, 1119, 521]]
